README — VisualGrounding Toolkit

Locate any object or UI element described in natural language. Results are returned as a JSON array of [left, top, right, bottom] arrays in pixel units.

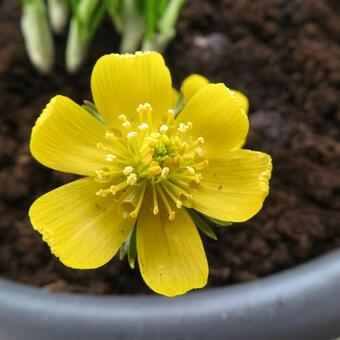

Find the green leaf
[[119, 224, 137, 269], [127, 223, 137, 269], [188, 209, 217, 240], [82, 100, 104, 122], [173, 92, 184, 117], [205, 215, 233, 227]]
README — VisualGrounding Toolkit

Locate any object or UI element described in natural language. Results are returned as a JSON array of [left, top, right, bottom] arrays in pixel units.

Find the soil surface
[[0, 0, 339, 295]]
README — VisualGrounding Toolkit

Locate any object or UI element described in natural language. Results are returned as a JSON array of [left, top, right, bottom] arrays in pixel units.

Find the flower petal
[[181, 74, 209, 102], [29, 178, 135, 269], [181, 74, 249, 115], [30, 95, 108, 176], [177, 84, 249, 156], [191, 150, 272, 222], [137, 188, 208, 297], [231, 90, 249, 115], [91, 51, 172, 126]]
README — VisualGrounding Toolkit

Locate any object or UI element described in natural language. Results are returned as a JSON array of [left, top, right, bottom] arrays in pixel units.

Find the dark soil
[[0, 0, 339, 295]]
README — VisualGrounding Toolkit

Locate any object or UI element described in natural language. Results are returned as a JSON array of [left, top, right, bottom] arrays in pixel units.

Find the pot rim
[[1, 249, 340, 340]]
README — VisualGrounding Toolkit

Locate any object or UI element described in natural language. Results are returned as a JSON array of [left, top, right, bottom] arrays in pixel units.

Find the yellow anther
[[127, 173, 138, 185], [95, 189, 106, 197], [148, 165, 162, 176], [195, 147, 204, 157], [159, 124, 169, 133], [186, 166, 195, 175], [138, 122, 149, 130], [194, 160, 209, 170], [127, 131, 138, 138], [95, 169, 105, 177], [110, 185, 119, 195], [161, 167, 170, 179], [118, 114, 127, 121], [169, 211, 176, 221], [96, 142, 106, 151], [176, 200, 183, 209], [105, 154, 116, 162], [198, 137, 205, 144], [168, 109, 175, 115], [105, 131, 115, 140], [137, 103, 152, 114], [152, 183, 159, 215], [186, 122, 193, 129], [123, 166, 134, 176], [194, 173, 203, 183], [122, 120, 131, 128], [177, 123, 187, 133]]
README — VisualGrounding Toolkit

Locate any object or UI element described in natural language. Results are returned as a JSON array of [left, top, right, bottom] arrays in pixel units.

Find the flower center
[[94, 103, 209, 220]]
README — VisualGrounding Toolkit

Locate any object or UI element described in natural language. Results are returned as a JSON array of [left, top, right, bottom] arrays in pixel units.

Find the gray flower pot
[[0, 249, 340, 340]]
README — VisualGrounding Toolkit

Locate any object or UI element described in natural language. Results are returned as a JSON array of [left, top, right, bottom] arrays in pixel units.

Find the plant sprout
[[21, 0, 55, 74], [20, 0, 187, 73], [29, 51, 272, 296]]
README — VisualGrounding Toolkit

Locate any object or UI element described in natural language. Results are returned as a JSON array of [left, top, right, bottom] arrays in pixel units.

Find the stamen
[[195, 147, 204, 158], [118, 114, 127, 121], [166, 110, 175, 125], [177, 123, 187, 133], [193, 160, 209, 170], [105, 154, 116, 162], [127, 173, 138, 185], [122, 166, 134, 175], [186, 166, 195, 175], [148, 165, 162, 176], [130, 184, 147, 218], [137, 103, 153, 125], [198, 137, 205, 144], [161, 167, 170, 179], [152, 182, 159, 215], [157, 185, 176, 221], [96, 142, 106, 151], [110, 181, 129, 195], [167, 180, 194, 201], [127, 131, 138, 139], [138, 122, 149, 130], [122, 120, 131, 128], [95, 189, 106, 197], [161, 183, 183, 209], [159, 124, 169, 133], [105, 131, 115, 140]]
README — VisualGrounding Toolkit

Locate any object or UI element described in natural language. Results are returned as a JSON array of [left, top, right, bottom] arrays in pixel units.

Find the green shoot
[[21, 0, 55, 74], [47, 0, 70, 34], [66, 0, 106, 73]]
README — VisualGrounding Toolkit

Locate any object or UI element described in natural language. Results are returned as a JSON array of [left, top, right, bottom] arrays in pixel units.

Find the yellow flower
[[29, 51, 272, 297]]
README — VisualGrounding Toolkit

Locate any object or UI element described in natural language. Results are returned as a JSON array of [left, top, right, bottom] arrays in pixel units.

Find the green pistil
[[152, 141, 176, 162]]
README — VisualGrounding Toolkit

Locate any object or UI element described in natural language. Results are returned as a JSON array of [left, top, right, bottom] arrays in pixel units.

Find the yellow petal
[[137, 188, 208, 297], [231, 90, 249, 115], [171, 87, 180, 108], [30, 95, 108, 176], [181, 74, 209, 102], [29, 178, 135, 269], [191, 150, 272, 222], [177, 84, 249, 157], [91, 51, 172, 126]]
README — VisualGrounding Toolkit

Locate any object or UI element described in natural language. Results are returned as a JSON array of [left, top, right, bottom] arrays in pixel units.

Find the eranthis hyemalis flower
[[29, 51, 272, 297]]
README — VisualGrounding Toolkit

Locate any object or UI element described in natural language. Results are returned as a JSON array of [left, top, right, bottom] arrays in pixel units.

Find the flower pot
[[1, 249, 340, 340]]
